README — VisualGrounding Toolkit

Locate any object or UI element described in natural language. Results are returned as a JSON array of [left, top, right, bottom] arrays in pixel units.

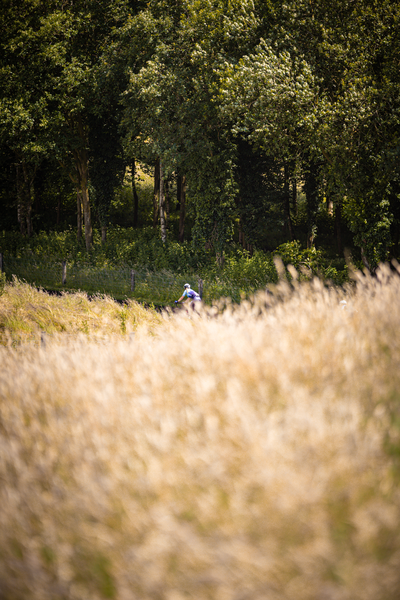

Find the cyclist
[[175, 283, 201, 310]]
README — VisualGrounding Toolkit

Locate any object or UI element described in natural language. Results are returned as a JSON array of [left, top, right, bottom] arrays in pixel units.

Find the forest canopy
[[1, 0, 400, 272]]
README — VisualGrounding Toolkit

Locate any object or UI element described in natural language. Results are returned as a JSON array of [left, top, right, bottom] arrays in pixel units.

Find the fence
[[0, 253, 204, 305]]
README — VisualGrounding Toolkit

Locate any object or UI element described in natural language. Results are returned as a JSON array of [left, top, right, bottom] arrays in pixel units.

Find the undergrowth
[[0, 229, 350, 304]]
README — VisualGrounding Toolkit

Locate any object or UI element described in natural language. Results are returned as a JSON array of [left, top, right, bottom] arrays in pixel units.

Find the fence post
[[198, 278, 203, 299], [0, 253, 3, 272], [131, 269, 135, 292], [62, 260, 67, 285]]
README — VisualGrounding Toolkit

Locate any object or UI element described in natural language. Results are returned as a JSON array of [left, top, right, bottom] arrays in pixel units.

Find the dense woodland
[[1, 0, 400, 273]]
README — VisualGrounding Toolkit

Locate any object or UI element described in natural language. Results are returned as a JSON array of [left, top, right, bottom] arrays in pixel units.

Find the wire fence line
[[0, 253, 204, 304]]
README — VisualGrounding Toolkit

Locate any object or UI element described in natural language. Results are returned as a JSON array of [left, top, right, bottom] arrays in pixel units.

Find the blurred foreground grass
[[1, 264, 400, 600]]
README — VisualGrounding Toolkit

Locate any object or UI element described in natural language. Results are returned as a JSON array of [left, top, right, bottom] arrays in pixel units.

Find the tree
[[218, 39, 320, 247], [0, 1, 52, 235], [269, 0, 400, 268], [2, 0, 399, 270], [218, 0, 400, 266], [0, 0, 133, 250], [121, 0, 261, 255], [89, 114, 124, 243]]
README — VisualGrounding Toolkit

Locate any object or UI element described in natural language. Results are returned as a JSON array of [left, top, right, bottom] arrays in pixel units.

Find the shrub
[[275, 240, 348, 284]]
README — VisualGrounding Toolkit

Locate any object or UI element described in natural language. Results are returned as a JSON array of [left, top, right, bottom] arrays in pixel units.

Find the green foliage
[[275, 240, 320, 270], [343, 193, 392, 271], [275, 240, 348, 285], [218, 38, 319, 156], [1, 0, 400, 267]]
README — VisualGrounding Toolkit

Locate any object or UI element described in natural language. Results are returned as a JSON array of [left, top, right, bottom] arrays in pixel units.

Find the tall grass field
[[1, 264, 400, 600]]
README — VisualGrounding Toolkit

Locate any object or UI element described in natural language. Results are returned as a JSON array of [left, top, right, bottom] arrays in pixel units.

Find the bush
[[275, 240, 348, 284]]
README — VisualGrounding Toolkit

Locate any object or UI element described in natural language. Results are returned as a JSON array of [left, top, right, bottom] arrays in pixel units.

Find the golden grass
[[1, 265, 400, 600], [0, 278, 163, 345]]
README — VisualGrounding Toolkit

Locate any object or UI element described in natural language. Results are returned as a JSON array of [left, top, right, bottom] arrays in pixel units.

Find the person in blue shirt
[[175, 283, 201, 310]]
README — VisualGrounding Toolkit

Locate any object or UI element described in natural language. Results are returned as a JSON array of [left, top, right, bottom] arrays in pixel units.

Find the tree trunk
[[16, 163, 26, 236], [77, 191, 83, 242], [58, 120, 91, 248], [304, 159, 319, 248], [22, 162, 33, 237], [361, 245, 372, 273], [159, 161, 167, 243], [132, 158, 139, 228], [16, 159, 34, 237], [216, 251, 224, 267], [239, 219, 244, 247], [153, 159, 160, 228], [335, 199, 342, 254], [238, 221, 254, 256], [82, 190, 92, 251], [177, 174, 186, 242], [70, 115, 92, 251], [165, 178, 170, 223], [75, 152, 92, 252], [284, 163, 294, 241], [292, 177, 297, 215]]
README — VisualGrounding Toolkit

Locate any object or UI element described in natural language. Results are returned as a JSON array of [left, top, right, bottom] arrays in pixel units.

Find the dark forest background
[[1, 0, 400, 282]]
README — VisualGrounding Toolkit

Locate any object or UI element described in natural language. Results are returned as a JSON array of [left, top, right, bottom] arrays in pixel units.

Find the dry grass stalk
[[1, 265, 400, 600], [0, 278, 162, 345]]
